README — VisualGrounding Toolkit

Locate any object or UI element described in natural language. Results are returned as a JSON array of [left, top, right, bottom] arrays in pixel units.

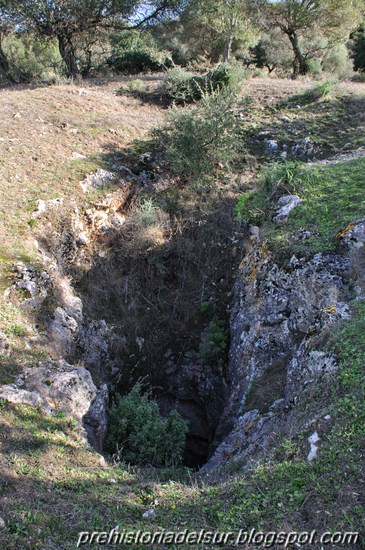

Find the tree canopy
[[0, 0, 186, 76], [258, 0, 364, 75]]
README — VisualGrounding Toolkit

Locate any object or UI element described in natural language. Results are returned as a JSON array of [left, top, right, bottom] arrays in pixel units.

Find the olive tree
[[0, 0, 185, 77], [258, 0, 363, 76]]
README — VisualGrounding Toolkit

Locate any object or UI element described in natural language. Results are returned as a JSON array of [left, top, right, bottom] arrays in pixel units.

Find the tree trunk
[[223, 29, 234, 63], [58, 34, 79, 78], [0, 33, 16, 84], [287, 31, 308, 76]]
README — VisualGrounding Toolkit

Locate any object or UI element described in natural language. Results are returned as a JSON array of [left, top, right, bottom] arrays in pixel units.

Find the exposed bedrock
[[201, 219, 365, 475]]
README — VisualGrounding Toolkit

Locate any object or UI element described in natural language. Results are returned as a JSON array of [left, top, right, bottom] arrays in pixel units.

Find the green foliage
[[104, 383, 188, 466], [200, 318, 229, 366], [0, 302, 27, 339], [321, 43, 353, 79], [235, 190, 267, 225], [108, 32, 172, 74], [1, 0, 183, 77], [276, 158, 365, 254], [335, 301, 365, 401], [199, 300, 215, 318], [349, 23, 365, 72], [236, 162, 309, 224], [3, 33, 61, 81], [163, 63, 244, 103], [248, 39, 276, 73], [261, 160, 309, 195], [261, 0, 363, 76], [246, 31, 291, 75], [162, 66, 196, 102], [137, 198, 159, 227], [165, 91, 239, 177], [112, 49, 168, 73], [304, 79, 337, 102], [126, 78, 143, 93]]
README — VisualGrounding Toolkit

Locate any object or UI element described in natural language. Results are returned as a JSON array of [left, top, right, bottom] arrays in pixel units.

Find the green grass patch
[[237, 158, 365, 258]]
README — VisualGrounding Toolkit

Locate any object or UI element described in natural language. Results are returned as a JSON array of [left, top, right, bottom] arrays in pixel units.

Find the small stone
[[0, 517, 6, 530], [291, 136, 314, 159], [256, 131, 272, 140], [264, 139, 279, 155], [307, 431, 320, 462], [70, 152, 86, 160], [24, 338, 32, 351], [99, 455, 107, 467], [249, 225, 260, 237], [324, 415, 331, 421], [273, 195, 302, 225], [80, 169, 119, 193], [75, 233, 88, 246], [142, 509, 156, 519]]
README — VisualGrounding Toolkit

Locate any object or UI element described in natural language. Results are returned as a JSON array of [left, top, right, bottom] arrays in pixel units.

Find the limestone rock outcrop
[[201, 219, 365, 475], [0, 359, 108, 451]]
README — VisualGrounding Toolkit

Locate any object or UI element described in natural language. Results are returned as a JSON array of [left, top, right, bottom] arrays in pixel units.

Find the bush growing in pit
[[164, 90, 240, 177], [104, 383, 188, 466], [200, 318, 229, 366]]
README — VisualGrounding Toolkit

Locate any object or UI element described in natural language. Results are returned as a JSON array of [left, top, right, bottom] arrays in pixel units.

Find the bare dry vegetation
[[0, 77, 164, 266]]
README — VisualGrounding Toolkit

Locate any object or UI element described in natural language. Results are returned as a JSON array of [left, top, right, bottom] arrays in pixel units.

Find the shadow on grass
[[243, 92, 365, 161]]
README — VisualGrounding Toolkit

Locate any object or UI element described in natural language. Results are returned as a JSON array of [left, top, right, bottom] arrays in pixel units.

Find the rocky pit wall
[[200, 219, 365, 476], [1, 162, 364, 472]]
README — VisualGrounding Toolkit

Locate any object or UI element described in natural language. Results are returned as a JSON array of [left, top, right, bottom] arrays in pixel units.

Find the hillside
[[0, 75, 365, 549]]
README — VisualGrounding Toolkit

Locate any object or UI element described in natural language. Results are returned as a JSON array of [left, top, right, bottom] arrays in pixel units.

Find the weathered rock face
[[3, 256, 114, 452], [0, 359, 108, 451], [201, 220, 365, 475], [12, 263, 52, 310]]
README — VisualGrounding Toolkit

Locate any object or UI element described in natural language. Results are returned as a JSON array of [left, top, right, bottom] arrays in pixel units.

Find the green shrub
[[302, 78, 337, 103], [322, 44, 353, 79], [126, 79, 144, 93], [199, 300, 215, 318], [165, 91, 239, 177], [349, 23, 365, 72], [109, 49, 170, 74], [137, 198, 159, 227], [104, 383, 188, 466], [200, 318, 229, 366], [107, 31, 172, 74], [306, 57, 322, 77], [163, 63, 244, 103], [3, 33, 62, 82], [163, 66, 197, 103]]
